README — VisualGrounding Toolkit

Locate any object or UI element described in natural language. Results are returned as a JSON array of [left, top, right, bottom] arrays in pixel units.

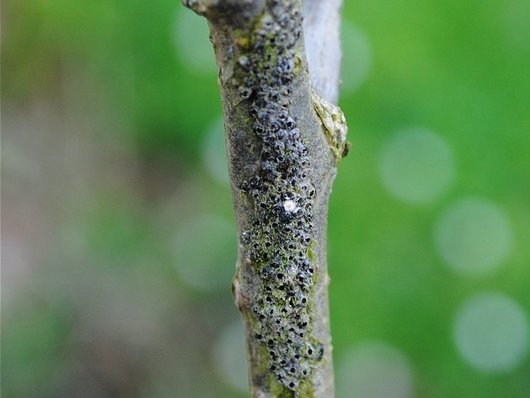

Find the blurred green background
[[2, 0, 530, 397]]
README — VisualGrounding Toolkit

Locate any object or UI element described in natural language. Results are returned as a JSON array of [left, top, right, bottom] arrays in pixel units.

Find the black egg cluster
[[236, 1, 322, 391]]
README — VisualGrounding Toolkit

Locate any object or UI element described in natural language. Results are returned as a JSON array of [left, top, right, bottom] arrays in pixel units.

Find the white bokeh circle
[[174, 9, 217, 74], [379, 127, 455, 204], [212, 320, 249, 392], [453, 292, 528, 373], [341, 21, 372, 94], [173, 215, 236, 291], [434, 197, 513, 276], [336, 341, 414, 398]]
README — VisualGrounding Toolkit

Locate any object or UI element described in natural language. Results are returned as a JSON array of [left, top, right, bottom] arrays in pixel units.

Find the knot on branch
[[312, 91, 350, 162], [182, 0, 209, 16], [183, 0, 264, 20]]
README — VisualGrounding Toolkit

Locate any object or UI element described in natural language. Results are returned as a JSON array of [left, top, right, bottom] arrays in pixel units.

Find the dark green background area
[[2, 1, 529, 397]]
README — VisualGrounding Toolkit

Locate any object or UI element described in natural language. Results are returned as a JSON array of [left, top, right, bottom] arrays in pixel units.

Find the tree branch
[[183, 1, 345, 396]]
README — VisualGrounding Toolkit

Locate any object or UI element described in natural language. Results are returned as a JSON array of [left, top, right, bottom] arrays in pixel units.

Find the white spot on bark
[[283, 199, 298, 213]]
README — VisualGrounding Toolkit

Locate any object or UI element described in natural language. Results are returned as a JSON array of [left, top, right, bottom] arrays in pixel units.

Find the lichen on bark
[[183, 0, 346, 396]]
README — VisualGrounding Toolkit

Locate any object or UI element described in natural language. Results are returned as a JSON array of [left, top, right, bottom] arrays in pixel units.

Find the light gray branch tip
[[303, 0, 343, 104]]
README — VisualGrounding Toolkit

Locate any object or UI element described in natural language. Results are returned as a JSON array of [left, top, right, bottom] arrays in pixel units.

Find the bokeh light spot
[[212, 320, 249, 393], [336, 341, 414, 398], [379, 128, 455, 204], [453, 292, 528, 373], [341, 21, 372, 94], [202, 117, 229, 186], [174, 9, 217, 74], [434, 197, 513, 276], [173, 215, 236, 291]]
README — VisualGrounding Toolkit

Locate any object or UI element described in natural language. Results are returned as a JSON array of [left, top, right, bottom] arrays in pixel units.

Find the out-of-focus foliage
[[2, 0, 529, 397]]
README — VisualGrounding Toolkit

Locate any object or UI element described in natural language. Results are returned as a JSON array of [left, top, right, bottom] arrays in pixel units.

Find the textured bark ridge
[[183, 1, 346, 397]]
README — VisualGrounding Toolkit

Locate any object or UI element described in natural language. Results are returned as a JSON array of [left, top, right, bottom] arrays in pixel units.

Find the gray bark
[[182, 1, 346, 397], [303, 0, 343, 104]]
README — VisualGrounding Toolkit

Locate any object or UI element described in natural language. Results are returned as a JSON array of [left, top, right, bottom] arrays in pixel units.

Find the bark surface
[[183, 1, 346, 397]]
